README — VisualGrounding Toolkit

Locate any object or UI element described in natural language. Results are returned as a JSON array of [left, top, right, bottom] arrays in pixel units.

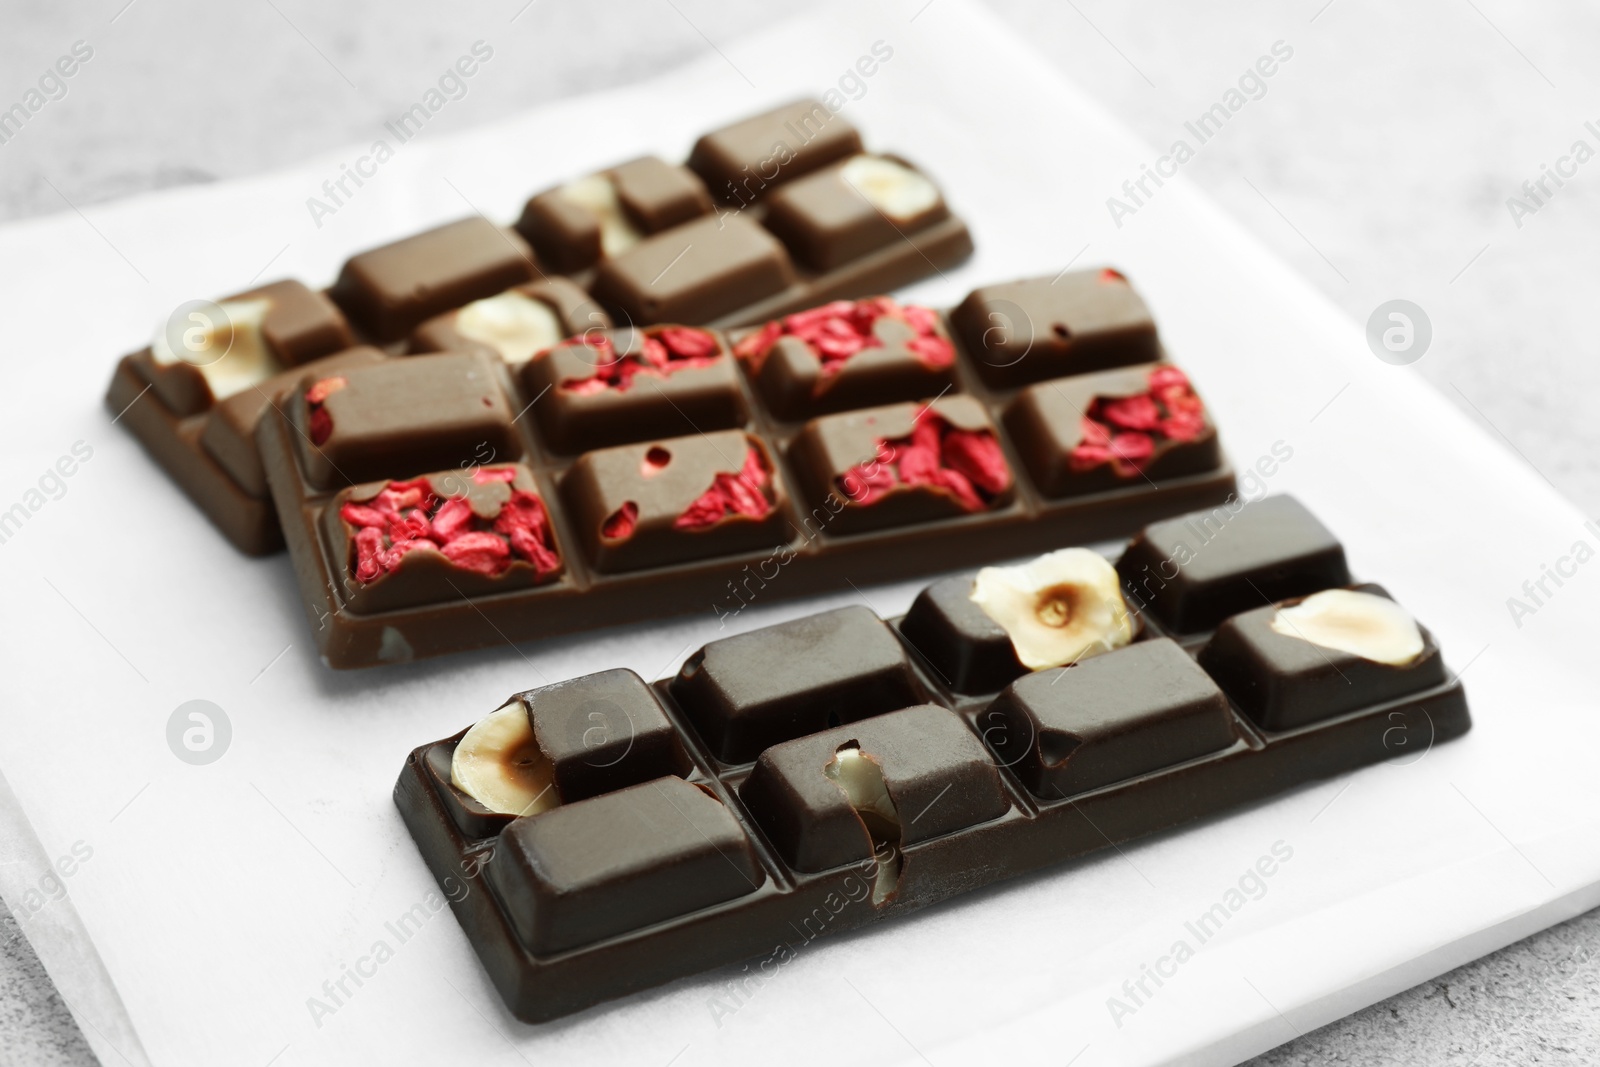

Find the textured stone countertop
[[2, 1, 1596, 1063]]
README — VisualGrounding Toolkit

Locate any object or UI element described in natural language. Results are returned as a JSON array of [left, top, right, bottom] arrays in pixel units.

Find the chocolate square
[[1116, 495, 1350, 634], [670, 604, 924, 764], [688, 99, 863, 205], [898, 573, 1028, 695], [788, 396, 1017, 536], [590, 214, 796, 326], [609, 156, 714, 233], [949, 270, 1160, 388], [1003, 364, 1221, 498], [514, 668, 693, 803], [485, 777, 762, 955], [1198, 589, 1448, 731], [559, 430, 789, 574], [408, 278, 607, 363], [293, 352, 522, 490], [137, 279, 356, 416], [200, 345, 388, 497], [330, 218, 536, 342], [521, 326, 746, 454], [321, 463, 562, 614], [762, 155, 949, 271], [740, 704, 1010, 873], [985, 639, 1236, 799], [736, 304, 958, 421]]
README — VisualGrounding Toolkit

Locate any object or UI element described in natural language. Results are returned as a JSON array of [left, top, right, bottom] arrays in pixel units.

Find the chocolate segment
[[898, 574, 1027, 695], [485, 776, 762, 955], [1116, 495, 1350, 633], [330, 218, 536, 342], [517, 668, 694, 802], [741, 704, 1010, 873], [763, 155, 949, 271], [321, 464, 562, 614], [1198, 588, 1447, 731], [688, 99, 863, 205], [522, 327, 745, 454], [408, 278, 608, 363], [985, 639, 1236, 799], [734, 299, 957, 421], [671, 605, 925, 764], [591, 214, 796, 326], [294, 352, 521, 490], [138, 279, 355, 416], [1004, 364, 1221, 498], [200, 345, 387, 497], [559, 431, 788, 574], [950, 270, 1160, 387], [789, 396, 1017, 535]]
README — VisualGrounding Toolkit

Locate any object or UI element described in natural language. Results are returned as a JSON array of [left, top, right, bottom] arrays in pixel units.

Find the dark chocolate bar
[[259, 273, 1239, 668], [395, 496, 1471, 1022], [105, 100, 973, 555]]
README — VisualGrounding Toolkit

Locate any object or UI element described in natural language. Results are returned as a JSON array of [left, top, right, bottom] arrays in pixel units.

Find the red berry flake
[[836, 412, 1011, 514], [555, 327, 723, 395], [601, 501, 639, 541], [306, 376, 347, 446], [674, 447, 774, 531], [1068, 366, 1208, 477], [340, 468, 561, 582], [733, 297, 953, 377]]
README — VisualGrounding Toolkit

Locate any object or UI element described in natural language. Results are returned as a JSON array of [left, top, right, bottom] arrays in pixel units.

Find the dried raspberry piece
[[733, 297, 951, 378], [440, 531, 510, 576], [1099, 268, 1128, 284], [602, 502, 639, 541], [837, 461, 896, 505], [942, 430, 1012, 495], [674, 449, 773, 531], [838, 413, 1008, 514], [430, 497, 474, 542], [306, 376, 347, 446], [658, 327, 718, 360], [907, 335, 955, 370], [1101, 394, 1161, 432], [344, 468, 562, 582], [558, 328, 724, 394], [733, 321, 782, 364], [1067, 366, 1208, 476]]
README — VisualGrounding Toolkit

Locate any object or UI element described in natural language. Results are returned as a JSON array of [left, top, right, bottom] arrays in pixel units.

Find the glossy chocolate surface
[[1116, 495, 1351, 633], [396, 500, 1470, 1023]]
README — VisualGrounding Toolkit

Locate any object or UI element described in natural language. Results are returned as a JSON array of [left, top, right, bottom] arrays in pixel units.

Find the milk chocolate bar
[[259, 273, 1239, 668], [105, 100, 973, 555], [395, 497, 1471, 1022]]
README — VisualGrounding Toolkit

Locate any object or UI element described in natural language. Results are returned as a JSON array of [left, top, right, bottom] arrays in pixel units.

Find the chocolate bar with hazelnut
[[103, 277, 375, 555], [108, 100, 976, 555], [258, 274, 1239, 668], [396, 502, 1470, 1022]]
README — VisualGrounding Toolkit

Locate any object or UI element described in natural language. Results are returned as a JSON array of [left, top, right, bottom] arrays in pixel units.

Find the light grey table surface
[[3, 1, 1597, 1063]]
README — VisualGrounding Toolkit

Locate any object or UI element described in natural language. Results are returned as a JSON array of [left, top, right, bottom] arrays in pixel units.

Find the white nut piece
[[449, 700, 558, 817], [1269, 589, 1424, 666], [560, 173, 643, 257], [970, 548, 1135, 671], [841, 155, 941, 222], [455, 290, 564, 363], [151, 297, 277, 400]]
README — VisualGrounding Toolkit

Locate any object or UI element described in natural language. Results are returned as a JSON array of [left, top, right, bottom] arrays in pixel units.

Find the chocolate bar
[[104, 100, 973, 555], [395, 496, 1471, 1022], [258, 273, 1238, 668]]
